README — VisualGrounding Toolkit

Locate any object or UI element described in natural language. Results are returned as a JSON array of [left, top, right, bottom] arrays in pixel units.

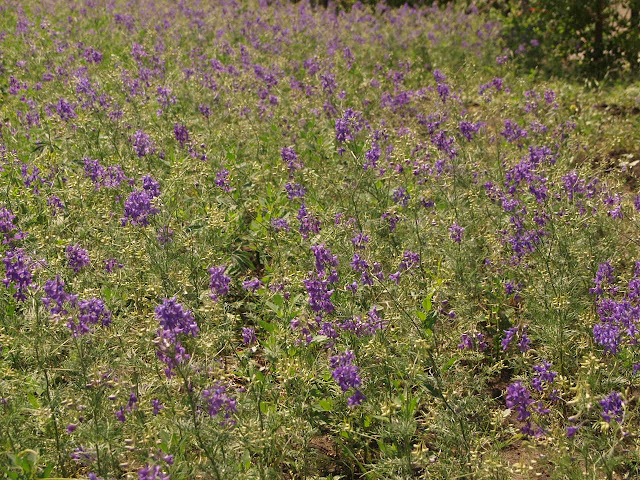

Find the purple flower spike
[[66, 244, 90, 273]]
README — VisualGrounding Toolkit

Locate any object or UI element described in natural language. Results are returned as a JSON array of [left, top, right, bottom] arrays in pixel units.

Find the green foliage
[[502, 0, 640, 78]]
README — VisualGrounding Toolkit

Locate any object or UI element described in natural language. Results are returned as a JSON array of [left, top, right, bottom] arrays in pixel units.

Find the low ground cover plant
[[1, 1, 640, 479]]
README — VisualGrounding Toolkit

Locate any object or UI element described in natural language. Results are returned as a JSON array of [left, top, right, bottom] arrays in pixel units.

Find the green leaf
[[258, 319, 276, 334], [317, 398, 334, 411], [27, 393, 41, 409], [265, 301, 281, 316], [272, 293, 284, 307], [423, 311, 437, 331], [422, 292, 433, 313], [41, 462, 55, 478], [441, 357, 458, 373]]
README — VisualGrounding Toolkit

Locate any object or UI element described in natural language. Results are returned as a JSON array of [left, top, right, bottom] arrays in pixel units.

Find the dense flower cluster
[[202, 383, 237, 424], [66, 244, 90, 273], [2, 0, 640, 475], [131, 130, 156, 157], [154, 298, 199, 377], [42, 276, 78, 316], [590, 262, 640, 356], [2, 248, 34, 301], [0, 208, 27, 244], [600, 391, 623, 423], [330, 350, 365, 406], [122, 190, 159, 226], [209, 265, 231, 301], [66, 298, 112, 337]]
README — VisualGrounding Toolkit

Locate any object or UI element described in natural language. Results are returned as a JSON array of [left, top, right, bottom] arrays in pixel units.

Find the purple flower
[[566, 425, 580, 438], [271, 217, 290, 232], [56, 98, 76, 120], [155, 297, 199, 337], [47, 195, 65, 216], [458, 332, 487, 351], [281, 147, 303, 172], [173, 123, 189, 147], [297, 204, 321, 239], [83, 158, 129, 190], [506, 381, 533, 421], [152, 399, 164, 415], [502, 326, 531, 352], [66, 297, 112, 337], [242, 327, 257, 345], [142, 175, 161, 198], [2, 248, 34, 301], [449, 222, 464, 243], [131, 130, 155, 157], [66, 245, 90, 273], [199, 104, 211, 118], [215, 169, 232, 192], [0, 208, 25, 244], [104, 258, 123, 273], [71, 446, 96, 466], [364, 143, 380, 170], [347, 389, 366, 406], [303, 272, 335, 314], [593, 321, 621, 354], [82, 46, 103, 63], [459, 121, 484, 141], [339, 308, 387, 337], [115, 407, 126, 422], [458, 333, 474, 350], [350, 253, 369, 273], [42, 276, 78, 315], [501, 119, 528, 144], [138, 464, 170, 480], [202, 383, 237, 423], [543, 89, 555, 103], [127, 391, 138, 411], [285, 182, 306, 200], [351, 233, 370, 249], [335, 108, 363, 144], [156, 86, 176, 113], [311, 244, 339, 274], [209, 265, 231, 301], [154, 298, 199, 377], [399, 251, 420, 271], [433, 69, 447, 84], [382, 212, 401, 232], [122, 190, 158, 226], [392, 187, 410, 207], [157, 226, 174, 245], [242, 278, 262, 292], [600, 391, 623, 423], [590, 262, 615, 297], [531, 362, 557, 392], [330, 350, 365, 406]]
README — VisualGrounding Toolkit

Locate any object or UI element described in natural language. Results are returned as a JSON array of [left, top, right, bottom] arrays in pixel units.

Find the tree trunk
[[631, 0, 640, 69]]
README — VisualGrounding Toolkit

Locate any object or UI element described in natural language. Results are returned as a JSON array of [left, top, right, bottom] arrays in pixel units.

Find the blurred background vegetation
[[303, 0, 640, 80]]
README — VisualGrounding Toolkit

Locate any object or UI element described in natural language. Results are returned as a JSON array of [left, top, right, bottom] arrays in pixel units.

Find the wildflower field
[[1, 0, 640, 479]]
